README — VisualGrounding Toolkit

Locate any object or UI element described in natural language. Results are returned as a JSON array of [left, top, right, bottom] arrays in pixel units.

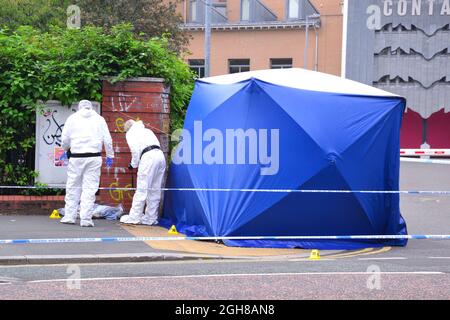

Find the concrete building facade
[[343, 0, 450, 149]]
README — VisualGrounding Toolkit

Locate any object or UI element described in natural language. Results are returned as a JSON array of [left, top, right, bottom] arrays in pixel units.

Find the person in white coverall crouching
[[120, 119, 166, 226], [60, 100, 114, 227]]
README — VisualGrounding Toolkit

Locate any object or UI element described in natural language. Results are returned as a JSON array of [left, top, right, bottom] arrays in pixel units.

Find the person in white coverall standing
[[120, 119, 166, 225], [60, 100, 114, 227]]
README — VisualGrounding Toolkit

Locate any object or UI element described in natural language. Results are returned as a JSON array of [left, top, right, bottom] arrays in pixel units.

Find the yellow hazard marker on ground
[[309, 249, 321, 260], [168, 225, 179, 235], [49, 209, 61, 219]]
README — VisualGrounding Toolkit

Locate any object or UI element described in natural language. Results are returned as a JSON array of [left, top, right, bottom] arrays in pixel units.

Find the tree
[[0, 0, 70, 31], [74, 0, 190, 54], [0, 0, 190, 54]]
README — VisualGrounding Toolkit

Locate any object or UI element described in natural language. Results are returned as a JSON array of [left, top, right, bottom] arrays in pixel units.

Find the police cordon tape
[[3, 185, 450, 195], [400, 149, 450, 156], [1, 234, 450, 245], [1, 185, 450, 195]]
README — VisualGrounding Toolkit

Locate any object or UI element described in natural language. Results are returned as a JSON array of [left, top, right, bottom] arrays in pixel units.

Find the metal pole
[[314, 24, 319, 71], [422, 118, 427, 145], [204, 0, 212, 77], [304, 15, 309, 69]]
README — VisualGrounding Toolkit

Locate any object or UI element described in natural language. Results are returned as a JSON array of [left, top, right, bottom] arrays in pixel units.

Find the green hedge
[[0, 24, 194, 190]]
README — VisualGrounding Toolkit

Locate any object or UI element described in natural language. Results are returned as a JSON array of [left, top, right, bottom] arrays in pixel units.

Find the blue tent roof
[[161, 69, 408, 249]]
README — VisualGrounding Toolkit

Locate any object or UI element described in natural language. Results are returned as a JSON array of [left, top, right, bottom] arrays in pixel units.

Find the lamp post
[[204, 0, 212, 77]]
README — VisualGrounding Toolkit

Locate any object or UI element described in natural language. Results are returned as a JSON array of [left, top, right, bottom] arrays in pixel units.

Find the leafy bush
[[0, 24, 195, 193]]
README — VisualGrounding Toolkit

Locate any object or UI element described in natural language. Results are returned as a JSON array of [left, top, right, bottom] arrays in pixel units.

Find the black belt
[[140, 145, 161, 159], [69, 152, 102, 158]]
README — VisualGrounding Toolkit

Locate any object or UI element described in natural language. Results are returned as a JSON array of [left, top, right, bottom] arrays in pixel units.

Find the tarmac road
[[0, 162, 449, 300], [0, 257, 449, 299]]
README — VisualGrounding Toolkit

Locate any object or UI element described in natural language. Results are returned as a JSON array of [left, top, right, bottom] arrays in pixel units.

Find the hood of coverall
[[77, 100, 95, 118], [126, 120, 145, 132], [78, 108, 96, 118]]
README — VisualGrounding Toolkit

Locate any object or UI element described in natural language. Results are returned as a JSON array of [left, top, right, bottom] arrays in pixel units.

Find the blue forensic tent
[[161, 68, 408, 249]]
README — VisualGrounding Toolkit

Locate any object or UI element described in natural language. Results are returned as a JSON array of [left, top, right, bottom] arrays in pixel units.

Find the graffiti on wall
[[35, 101, 100, 185], [109, 181, 134, 202], [111, 92, 143, 112], [106, 163, 134, 203], [42, 109, 66, 147], [40, 108, 76, 168], [115, 116, 141, 133]]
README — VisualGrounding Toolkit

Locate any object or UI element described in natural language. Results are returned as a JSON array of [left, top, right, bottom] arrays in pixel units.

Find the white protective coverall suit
[[60, 100, 114, 227], [120, 120, 166, 225]]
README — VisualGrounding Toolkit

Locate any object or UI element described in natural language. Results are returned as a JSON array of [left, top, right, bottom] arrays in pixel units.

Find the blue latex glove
[[59, 152, 68, 161], [106, 157, 113, 168]]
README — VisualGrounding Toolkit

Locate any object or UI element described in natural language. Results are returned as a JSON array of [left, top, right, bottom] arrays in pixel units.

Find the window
[[189, 59, 205, 78], [212, 1, 228, 23], [190, 0, 198, 22], [189, 0, 228, 24], [229, 59, 250, 74], [241, 0, 277, 22], [287, 0, 318, 20], [270, 58, 293, 69], [288, 0, 300, 19], [214, 2, 227, 17], [241, 0, 250, 21]]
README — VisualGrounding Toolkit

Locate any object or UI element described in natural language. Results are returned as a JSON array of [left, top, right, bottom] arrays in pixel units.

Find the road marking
[[288, 258, 337, 262], [24, 271, 445, 284], [342, 246, 392, 258], [358, 257, 407, 261], [323, 248, 374, 259], [325, 246, 392, 259], [428, 257, 450, 259]]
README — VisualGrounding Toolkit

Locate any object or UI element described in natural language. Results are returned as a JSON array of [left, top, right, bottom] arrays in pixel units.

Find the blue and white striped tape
[[1, 234, 450, 245], [1, 185, 450, 195]]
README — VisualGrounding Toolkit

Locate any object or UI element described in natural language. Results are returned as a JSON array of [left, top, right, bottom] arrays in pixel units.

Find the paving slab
[[0, 215, 161, 257], [0, 215, 329, 265]]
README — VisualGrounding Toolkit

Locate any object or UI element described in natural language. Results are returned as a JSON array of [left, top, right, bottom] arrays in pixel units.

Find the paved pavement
[[0, 216, 153, 257], [0, 216, 174, 265], [0, 216, 330, 265]]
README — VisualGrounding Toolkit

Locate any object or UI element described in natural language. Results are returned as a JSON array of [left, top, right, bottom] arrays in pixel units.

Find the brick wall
[[99, 77, 171, 212], [0, 196, 65, 215]]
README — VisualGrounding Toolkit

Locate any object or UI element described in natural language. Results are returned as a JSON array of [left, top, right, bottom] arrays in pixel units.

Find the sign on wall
[[35, 100, 101, 186]]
